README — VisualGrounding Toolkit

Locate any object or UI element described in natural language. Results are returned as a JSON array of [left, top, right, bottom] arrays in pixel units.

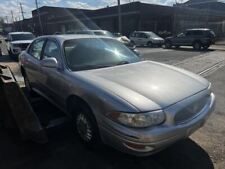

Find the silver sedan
[[19, 35, 215, 156]]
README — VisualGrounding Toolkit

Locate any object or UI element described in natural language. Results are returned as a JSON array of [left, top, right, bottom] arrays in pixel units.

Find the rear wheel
[[193, 41, 202, 50]]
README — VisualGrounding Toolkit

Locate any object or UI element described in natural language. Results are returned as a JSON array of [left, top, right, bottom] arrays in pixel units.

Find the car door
[[140, 33, 149, 45], [136, 33, 146, 45], [25, 38, 46, 91], [173, 32, 187, 45], [39, 39, 66, 108], [183, 31, 194, 45], [130, 32, 138, 45]]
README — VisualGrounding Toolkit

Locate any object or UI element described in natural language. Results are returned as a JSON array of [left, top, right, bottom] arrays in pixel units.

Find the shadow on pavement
[[171, 47, 214, 53], [0, 95, 214, 169], [0, 124, 214, 169]]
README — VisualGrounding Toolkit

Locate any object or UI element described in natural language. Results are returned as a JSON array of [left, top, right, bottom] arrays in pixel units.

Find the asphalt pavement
[[0, 42, 225, 169]]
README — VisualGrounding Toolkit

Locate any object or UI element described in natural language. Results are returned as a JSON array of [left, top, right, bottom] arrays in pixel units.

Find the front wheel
[[147, 41, 153, 47], [130, 40, 135, 46], [73, 106, 102, 149], [193, 41, 202, 50]]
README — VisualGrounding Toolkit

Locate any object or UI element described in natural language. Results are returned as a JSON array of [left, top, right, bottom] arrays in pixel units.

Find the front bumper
[[99, 92, 215, 156]]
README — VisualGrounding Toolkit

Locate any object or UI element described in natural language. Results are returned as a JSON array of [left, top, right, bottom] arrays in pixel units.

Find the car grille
[[174, 95, 210, 124], [19, 43, 29, 50]]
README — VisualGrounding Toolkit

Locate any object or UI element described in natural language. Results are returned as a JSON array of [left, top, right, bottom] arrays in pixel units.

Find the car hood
[[11, 40, 33, 44], [165, 36, 174, 40], [152, 37, 164, 41], [76, 61, 209, 111]]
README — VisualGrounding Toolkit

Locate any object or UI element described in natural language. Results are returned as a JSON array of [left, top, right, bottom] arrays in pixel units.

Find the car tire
[[165, 41, 172, 49], [73, 104, 102, 149], [147, 41, 153, 47], [193, 41, 202, 50], [203, 45, 209, 50], [175, 45, 180, 49]]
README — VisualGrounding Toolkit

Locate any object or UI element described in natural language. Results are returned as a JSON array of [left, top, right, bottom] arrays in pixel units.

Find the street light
[[118, 0, 122, 33]]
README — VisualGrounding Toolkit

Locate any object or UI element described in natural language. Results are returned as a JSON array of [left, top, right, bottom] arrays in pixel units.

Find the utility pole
[[11, 10, 15, 31], [11, 11, 14, 23], [35, 0, 43, 35], [5, 16, 8, 24], [20, 3, 25, 20], [117, 0, 122, 33]]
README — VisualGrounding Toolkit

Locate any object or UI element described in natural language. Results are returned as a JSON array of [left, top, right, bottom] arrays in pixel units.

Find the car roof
[[134, 31, 154, 34], [186, 28, 211, 31], [77, 30, 108, 33], [9, 32, 33, 35], [38, 34, 114, 43]]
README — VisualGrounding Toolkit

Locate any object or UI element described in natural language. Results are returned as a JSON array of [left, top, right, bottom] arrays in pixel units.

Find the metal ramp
[[0, 65, 48, 144]]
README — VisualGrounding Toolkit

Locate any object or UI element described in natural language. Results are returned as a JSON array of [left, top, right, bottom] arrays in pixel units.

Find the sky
[[0, 0, 224, 22]]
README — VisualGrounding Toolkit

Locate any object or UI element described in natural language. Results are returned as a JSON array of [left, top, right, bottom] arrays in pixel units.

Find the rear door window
[[28, 39, 45, 60], [138, 33, 147, 38]]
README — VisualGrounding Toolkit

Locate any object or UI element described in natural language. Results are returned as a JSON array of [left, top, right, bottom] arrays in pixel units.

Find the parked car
[[164, 28, 216, 50], [6, 32, 35, 56], [129, 31, 164, 47], [19, 35, 215, 156], [75, 30, 136, 50]]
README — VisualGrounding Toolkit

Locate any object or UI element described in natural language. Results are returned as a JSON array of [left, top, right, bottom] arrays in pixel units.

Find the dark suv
[[165, 29, 216, 50]]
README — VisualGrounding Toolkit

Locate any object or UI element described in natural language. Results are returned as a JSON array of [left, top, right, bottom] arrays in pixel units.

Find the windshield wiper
[[72, 64, 112, 71]]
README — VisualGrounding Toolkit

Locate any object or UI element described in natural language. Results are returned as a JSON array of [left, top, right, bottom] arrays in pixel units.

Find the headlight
[[106, 110, 165, 128]]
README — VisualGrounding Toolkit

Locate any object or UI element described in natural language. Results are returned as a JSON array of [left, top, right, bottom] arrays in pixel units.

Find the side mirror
[[41, 57, 58, 68]]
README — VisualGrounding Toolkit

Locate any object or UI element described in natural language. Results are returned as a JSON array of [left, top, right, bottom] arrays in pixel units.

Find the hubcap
[[76, 113, 92, 142]]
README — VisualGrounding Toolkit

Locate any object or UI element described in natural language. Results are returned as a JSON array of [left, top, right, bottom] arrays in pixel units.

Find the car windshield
[[64, 38, 140, 71], [11, 34, 35, 41]]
